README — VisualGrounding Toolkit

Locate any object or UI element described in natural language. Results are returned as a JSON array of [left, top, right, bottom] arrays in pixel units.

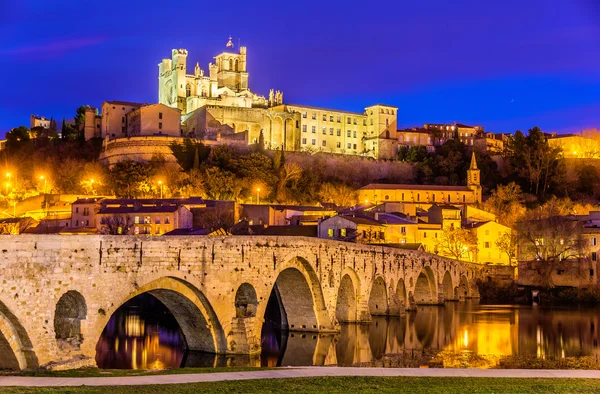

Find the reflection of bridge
[[0, 235, 508, 370]]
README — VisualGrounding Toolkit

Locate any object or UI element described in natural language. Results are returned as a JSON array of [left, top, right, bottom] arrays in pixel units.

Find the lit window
[[330, 128, 334, 135], [327, 228, 333, 237], [330, 115, 334, 122], [341, 228, 346, 236], [322, 127, 326, 134], [347, 143, 351, 149], [312, 113, 316, 120], [347, 131, 351, 137], [336, 142, 341, 148], [337, 129, 341, 136], [353, 131, 357, 138], [134, 216, 140, 224], [322, 114, 327, 121], [302, 112, 307, 118]]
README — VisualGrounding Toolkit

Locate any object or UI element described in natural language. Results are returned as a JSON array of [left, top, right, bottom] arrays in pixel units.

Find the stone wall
[[0, 235, 488, 370]]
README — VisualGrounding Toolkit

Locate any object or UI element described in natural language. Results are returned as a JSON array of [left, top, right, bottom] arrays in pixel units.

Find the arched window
[[235, 59, 239, 71], [185, 83, 191, 97], [229, 58, 233, 70]]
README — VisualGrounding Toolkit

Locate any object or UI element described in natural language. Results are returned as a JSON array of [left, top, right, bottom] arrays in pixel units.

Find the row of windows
[[301, 125, 363, 138], [300, 138, 358, 150], [327, 228, 348, 237], [383, 192, 468, 203], [301, 112, 368, 126]]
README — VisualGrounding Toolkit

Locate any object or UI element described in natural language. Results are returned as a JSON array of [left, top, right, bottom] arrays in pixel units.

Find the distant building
[[240, 204, 337, 226], [546, 132, 600, 159], [30, 115, 51, 130], [85, 101, 181, 140], [358, 152, 482, 214], [424, 122, 484, 146]]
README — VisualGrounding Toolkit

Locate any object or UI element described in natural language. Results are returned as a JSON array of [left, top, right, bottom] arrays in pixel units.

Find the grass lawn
[[2, 377, 600, 393], [1, 366, 270, 378]]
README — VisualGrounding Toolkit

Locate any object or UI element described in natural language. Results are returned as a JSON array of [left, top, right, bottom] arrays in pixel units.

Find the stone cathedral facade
[[158, 38, 400, 160]]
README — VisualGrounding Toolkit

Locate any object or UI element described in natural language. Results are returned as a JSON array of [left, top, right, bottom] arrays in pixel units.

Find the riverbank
[[477, 280, 600, 306], [2, 369, 600, 393]]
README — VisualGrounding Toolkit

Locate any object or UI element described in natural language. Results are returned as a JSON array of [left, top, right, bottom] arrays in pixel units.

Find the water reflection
[[93, 300, 600, 369]]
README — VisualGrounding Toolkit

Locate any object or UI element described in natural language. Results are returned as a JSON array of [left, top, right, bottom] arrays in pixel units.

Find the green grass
[[1, 366, 270, 378], [2, 377, 600, 393]]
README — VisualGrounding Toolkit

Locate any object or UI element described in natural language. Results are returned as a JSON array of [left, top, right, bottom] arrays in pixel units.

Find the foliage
[[495, 231, 518, 264], [169, 140, 210, 171], [435, 227, 479, 261], [517, 207, 587, 288], [99, 215, 134, 235], [482, 182, 526, 227], [110, 160, 156, 198], [318, 182, 358, 207]]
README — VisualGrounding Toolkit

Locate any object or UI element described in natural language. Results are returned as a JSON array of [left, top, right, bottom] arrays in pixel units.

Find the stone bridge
[[0, 235, 505, 370]]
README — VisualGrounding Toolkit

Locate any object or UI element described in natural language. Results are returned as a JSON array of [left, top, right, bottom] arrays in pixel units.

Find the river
[[94, 297, 600, 370]]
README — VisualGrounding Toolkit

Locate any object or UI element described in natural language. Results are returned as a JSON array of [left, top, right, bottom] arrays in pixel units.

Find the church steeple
[[469, 151, 478, 170], [226, 35, 234, 49], [467, 151, 482, 203]]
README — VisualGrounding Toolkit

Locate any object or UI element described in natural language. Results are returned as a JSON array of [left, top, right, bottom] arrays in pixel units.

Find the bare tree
[[496, 231, 518, 266], [518, 215, 587, 288], [435, 228, 479, 261], [100, 215, 135, 235]]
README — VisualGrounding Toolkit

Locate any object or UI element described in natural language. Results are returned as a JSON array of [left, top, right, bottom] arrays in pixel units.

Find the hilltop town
[[3, 38, 600, 291]]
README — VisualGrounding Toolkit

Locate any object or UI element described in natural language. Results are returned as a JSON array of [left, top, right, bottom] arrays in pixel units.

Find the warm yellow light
[[5, 173, 10, 178], [573, 151, 577, 156], [256, 187, 260, 192], [365, 200, 369, 203], [158, 180, 163, 185], [90, 179, 95, 184], [39, 175, 45, 180], [5, 183, 9, 188]]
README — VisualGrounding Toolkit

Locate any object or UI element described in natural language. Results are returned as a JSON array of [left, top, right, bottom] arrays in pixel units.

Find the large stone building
[[158, 39, 399, 159]]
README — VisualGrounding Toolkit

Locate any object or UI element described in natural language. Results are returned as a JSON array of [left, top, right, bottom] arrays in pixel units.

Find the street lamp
[[158, 180, 163, 199], [6, 172, 10, 184], [256, 187, 260, 205], [4, 183, 9, 195], [90, 179, 95, 195]]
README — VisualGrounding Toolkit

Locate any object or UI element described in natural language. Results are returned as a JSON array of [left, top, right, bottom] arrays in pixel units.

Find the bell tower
[[467, 151, 482, 203]]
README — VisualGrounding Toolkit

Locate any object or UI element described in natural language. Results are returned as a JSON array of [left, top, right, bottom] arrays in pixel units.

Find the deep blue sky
[[1, 0, 599, 137]]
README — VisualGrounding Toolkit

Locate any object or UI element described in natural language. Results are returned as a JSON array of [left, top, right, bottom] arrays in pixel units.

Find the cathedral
[[157, 38, 400, 159]]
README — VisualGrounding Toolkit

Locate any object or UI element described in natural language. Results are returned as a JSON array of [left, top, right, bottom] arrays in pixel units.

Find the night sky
[[1, 0, 599, 137]]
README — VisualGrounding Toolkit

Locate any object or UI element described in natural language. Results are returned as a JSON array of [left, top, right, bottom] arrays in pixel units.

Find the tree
[[170, 140, 210, 171], [6, 126, 31, 151], [577, 165, 599, 197], [435, 228, 479, 261], [318, 182, 358, 207], [100, 215, 134, 235], [482, 182, 526, 227], [203, 167, 240, 200], [496, 231, 518, 266], [110, 160, 155, 198], [518, 214, 587, 288]]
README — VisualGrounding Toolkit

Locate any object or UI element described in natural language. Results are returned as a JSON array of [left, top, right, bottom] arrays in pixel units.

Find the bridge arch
[[414, 266, 437, 305], [335, 269, 360, 323], [442, 271, 454, 302], [96, 276, 226, 354], [368, 276, 388, 316], [0, 300, 38, 370], [266, 256, 332, 331], [235, 283, 258, 318], [458, 275, 470, 300], [54, 291, 87, 347]]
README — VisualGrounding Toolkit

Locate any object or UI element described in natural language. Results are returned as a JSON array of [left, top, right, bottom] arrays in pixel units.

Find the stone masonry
[[0, 235, 505, 370]]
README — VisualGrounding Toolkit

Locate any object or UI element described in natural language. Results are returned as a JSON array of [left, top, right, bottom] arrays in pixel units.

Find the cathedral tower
[[467, 151, 482, 203], [213, 36, 249, 92]]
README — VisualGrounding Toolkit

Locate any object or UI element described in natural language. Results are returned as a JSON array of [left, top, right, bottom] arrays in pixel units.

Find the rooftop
[[285, 104, 364, 116], [360, 183, 472, 192], [103, 100, 146, 107]]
